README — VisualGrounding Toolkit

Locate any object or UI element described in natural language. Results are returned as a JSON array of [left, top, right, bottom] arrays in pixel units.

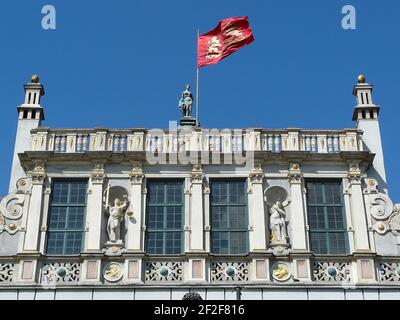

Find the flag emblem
[[198, 16, 255, 68]]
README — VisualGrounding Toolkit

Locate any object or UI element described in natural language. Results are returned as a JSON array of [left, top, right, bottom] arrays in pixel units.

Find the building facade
[[0, 75, 399, 300]]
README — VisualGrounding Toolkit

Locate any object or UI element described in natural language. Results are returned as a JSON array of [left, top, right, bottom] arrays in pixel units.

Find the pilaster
[[85, 162, 106, 252], [347, 162, 371, 252], [126, 162, 145, 252], [189, 164, 205, 252], [249, 163, 267, 252], [23, 162, 46, 252], [287, 163, 308, 252]]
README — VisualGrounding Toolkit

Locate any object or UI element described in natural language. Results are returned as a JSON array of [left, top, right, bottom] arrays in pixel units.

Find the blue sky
[[0, 0, 398, 201]]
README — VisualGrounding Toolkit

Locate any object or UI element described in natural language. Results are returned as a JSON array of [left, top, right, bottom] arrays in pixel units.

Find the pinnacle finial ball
[[357, 74, 366, 83], [31, 74, 39, 83]]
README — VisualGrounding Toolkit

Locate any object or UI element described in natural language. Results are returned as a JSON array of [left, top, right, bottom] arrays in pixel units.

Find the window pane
[[212, 232, 229, 254], [308, 206, 326, 229], [147, 206, 164, 229], [67, 207, 85, 229], [324, 183, 334, 204], [47, 232, 65, 255], [310, 232, 328, 255], [64, 232, 83, 255], [69, 182, 87, 204], [230, 232, 247, 254], [147, 232, 164, 254], [166, 206, 182, 229], [307, 183, 324, 204], [328, 232, 347, 254], [230, 206, 246, 229], [332, 183, 342, 204], [48, 207, 67, 230], [211, 206, 228, 228], [327, 206, 345, 229], [52, 182, 69, 204], [211, 182, 227, 204], [165, 232, 182, 254], [149, 183, 164, 204], [229, 181, 245, 204], [166, 183, 182, 203]]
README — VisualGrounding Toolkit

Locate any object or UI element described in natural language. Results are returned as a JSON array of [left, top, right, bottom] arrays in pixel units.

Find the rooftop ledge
[[18, 150, 375, 169], [30, 127, 363, 134]]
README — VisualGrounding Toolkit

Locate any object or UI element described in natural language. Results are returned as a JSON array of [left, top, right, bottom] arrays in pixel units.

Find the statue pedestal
[[102, 240, 125, 256], [269, 241, 290, 256], [179, 116, 197, 127]]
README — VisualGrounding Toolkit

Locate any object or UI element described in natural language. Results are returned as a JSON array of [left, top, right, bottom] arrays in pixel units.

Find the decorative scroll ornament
[[369, 192, 393, 221], [103, 262, 123, 282], [0, 178, 28, 235], [271, 262, 291, 282], [363, 178, 398, 236], [0, 194, 24, 220]]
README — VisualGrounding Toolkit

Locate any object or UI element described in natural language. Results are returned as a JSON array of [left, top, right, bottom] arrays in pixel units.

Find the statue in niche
[[178, 84, 193, 118], [269, 201, 288, 243], [105, 198, 129, 242]]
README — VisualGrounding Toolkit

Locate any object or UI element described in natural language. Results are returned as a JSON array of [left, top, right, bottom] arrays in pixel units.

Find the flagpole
[[195, 29, 200, 127]]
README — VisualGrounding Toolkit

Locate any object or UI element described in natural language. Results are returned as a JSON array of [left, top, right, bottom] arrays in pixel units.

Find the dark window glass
[[211, 180, 248, 255], [47, 180, 87, 255], [306, 180, 348, 255], [146, 181, 184, 255]]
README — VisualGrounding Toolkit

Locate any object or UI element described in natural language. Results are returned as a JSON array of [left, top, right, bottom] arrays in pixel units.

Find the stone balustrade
[[29, 128, 363, 154]]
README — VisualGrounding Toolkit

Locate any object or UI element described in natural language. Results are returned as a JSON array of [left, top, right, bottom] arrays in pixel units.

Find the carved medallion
[[103, 262, 123, 282], [271, 262, 291, 281]]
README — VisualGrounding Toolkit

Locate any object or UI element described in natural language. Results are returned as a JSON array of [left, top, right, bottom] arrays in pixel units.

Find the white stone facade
[[1, 75, 399, 300]]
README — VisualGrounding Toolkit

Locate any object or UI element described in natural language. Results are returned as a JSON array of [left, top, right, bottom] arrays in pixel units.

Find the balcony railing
[[29, 128, 364, 154]]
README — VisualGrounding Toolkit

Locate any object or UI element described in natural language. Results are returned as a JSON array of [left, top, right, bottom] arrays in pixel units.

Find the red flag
[[197, 16, 255, 68]]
